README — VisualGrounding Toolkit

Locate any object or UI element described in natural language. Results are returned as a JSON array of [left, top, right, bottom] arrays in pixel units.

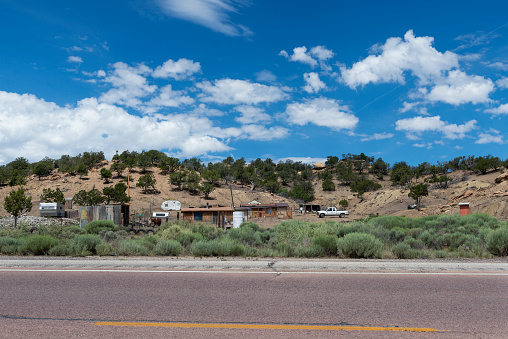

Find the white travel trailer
[[39, 203, 65, 217]]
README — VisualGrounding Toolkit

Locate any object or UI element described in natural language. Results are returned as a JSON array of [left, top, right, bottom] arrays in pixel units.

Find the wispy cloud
[[156, 0, 252, 37]]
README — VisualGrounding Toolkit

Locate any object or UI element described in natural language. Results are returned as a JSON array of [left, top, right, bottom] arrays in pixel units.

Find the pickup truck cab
[[317, 207, 349, 218]]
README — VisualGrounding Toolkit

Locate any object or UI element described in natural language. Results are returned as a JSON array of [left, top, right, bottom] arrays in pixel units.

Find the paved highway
[[1, 259, 507, 338]]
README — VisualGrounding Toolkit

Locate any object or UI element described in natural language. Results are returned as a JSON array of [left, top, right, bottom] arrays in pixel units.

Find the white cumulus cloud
[[496, 77, 508, 89], [395, 115, 477, 139], [284, 97, 358, 131], [303, 72, 326, 93], [360, 132, 394, 142], [340, 30, 459, 88], [475, 132, 504, 144], [0, 91, 237, 163], [280, 45, 334, 70], [197, 79, 288, 105], [99, 62, 156, 108], [234, 105, 272, 124], [152, 58, 201, 80], [67, 56, 83, 63], [426, 70, 494, 105], [484, 103, 508, 115]]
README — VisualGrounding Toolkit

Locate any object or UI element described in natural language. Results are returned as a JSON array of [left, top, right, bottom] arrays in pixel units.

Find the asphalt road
[[1, 259, 507, 338]]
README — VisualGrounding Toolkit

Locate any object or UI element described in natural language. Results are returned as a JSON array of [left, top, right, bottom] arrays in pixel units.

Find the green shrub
[[311, 235, 338, 256], [158, 225, 182, 241], [116, 239, 149, 256], [295, 244, 325, 258], [48, 244, 71, 256], [191, 223, 223, 240], [61, 225, 86, 239], [70, 234, 102, 255], [154, 240, 183, 256], [337, 232, 382, 258], [391, 243, 421, 259], [190, 240, 214, 256], [486, 227, 508, 256], [100, 230, 120, 242], [227, 227, 264, 246], [96, 242, 115, 256], [140, 235, 158, 250], [0, 237, 24, 255], [24, 235, 59, 255], [177, 229, 203, 247], [190, 238, 245, 257], [83, 220, 118, 234]]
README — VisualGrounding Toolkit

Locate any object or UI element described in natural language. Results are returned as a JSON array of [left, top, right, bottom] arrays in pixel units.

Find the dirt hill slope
[[1, 162, 507, 223]]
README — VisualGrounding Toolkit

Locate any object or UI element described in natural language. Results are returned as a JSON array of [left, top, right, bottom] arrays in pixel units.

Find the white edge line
[[0, 269, 507, 276]]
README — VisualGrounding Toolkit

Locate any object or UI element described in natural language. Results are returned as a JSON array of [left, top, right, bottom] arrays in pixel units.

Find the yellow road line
[[95, 321, 444, 332]]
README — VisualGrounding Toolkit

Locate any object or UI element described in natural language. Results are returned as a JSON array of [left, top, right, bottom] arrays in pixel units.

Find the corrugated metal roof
[[181, 207, 234, 212], [241, 203, 289, 208]]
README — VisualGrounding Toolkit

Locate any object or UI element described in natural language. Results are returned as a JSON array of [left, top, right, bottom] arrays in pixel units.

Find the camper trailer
[[39, 203, 65, 217]]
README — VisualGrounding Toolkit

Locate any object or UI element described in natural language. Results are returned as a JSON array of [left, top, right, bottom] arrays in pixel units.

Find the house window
[[266, 208, 271, 215], [194, 212, 203, 221]]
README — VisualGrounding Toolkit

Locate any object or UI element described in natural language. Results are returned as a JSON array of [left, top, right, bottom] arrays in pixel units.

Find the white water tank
[[232, 211, 245, 228]]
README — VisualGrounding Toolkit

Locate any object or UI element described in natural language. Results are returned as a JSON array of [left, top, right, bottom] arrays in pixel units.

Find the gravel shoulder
[[1, 256, 507, 273]]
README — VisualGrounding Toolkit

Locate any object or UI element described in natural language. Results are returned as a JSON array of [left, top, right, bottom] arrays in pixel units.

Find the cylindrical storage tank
[[233, 211, 245, 228]]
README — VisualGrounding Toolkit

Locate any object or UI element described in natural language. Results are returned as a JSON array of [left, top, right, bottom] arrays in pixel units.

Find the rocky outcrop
[[312, 162, 326, 170], [495, 173, 508, 184]]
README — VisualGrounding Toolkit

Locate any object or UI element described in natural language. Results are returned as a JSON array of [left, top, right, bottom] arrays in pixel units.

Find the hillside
[[1, 161, 508, 226]]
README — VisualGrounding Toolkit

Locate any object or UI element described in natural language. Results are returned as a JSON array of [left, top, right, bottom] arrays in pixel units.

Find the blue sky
[[0, 0, 507, 167]]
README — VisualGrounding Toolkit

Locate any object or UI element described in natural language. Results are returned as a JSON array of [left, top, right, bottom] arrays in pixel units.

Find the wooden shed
[[181, 207, 235, 227], [79, 204, 130, 228], [241, 203, 292, 219]]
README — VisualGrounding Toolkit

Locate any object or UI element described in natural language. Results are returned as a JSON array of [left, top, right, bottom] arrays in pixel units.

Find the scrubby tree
[[0, 166, 8, 185], [40, 187, 65, 204], [290, 181, 315, 203], [100, 168, 112, 183], [76, 163, 88, 178], [4, 188, 33, 228], [137, 173, 157, 193], [102, 183, 130, 204], [110, 161, 126, 178], [350, 177, 381, 197], [200, 182, 216, 199], [339, 199, 348, 209], [169, 170, 187, 190], [158, 156, 180, 174], [370, 158, 389, 180], [33, 161, 52, 180], [390, 161, 413, 186], [408, 183, 428, 211], [73, 189, 104, 206], [186, 170, 201, 193], [426, 175, 452, 188], [336, 160, 357, 185]]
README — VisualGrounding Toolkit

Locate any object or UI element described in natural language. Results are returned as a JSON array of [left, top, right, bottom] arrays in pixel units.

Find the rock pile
[[0, 215, 79, 229]]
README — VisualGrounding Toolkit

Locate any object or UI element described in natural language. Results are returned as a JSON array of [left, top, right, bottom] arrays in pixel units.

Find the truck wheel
[[319, 213, 325, 218], [339, 213, 345, 218]]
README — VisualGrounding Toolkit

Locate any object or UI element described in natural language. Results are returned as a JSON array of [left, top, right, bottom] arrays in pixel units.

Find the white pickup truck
[[317, 207, 349, 218]]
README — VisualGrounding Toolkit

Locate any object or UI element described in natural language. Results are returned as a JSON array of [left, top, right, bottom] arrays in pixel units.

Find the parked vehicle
[[317, 207, 349, 218]]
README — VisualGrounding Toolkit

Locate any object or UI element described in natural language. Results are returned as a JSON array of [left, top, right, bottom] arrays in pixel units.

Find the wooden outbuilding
[[181, 206, 234, 227], [240, 203, 292, 219]]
